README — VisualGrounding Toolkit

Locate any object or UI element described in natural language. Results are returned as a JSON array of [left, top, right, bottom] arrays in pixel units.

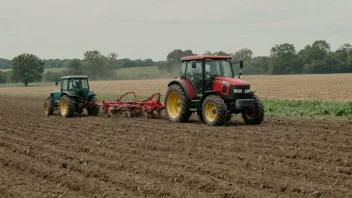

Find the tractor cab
[[179, 55, 244, 98], [59, 76, 90, 98]]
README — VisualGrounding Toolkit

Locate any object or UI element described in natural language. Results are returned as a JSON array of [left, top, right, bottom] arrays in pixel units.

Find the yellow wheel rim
[[245, 105, 256, 119], [60, 99, 67, 115], [205, 102, 217, 122], [245, 112, 254, 119], [44, 103, 48, 113], [167, 92, 181, 119]]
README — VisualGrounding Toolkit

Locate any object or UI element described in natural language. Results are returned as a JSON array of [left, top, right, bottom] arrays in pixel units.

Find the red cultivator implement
[[98, 92, 164, 119]]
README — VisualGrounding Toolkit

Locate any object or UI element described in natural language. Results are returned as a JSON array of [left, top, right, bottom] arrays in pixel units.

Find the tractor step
[[190, 99, 200, 111]]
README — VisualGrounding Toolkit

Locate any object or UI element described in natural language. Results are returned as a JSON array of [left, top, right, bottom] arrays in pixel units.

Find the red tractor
[[164, 55, 264, 126]]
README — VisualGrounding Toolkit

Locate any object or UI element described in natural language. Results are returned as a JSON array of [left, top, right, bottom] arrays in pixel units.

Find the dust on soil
[[0, 96, 351, 198]]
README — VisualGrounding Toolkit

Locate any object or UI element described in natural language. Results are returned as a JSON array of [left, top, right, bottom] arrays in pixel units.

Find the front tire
[[202, 95, 227, 126], [164, 84, 191, 123], [44, 98, 54, 116], [60, 95, 75, 118], [242, 94, 264, 125]]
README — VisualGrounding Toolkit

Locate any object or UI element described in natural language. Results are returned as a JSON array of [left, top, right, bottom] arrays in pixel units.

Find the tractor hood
[[50, 90, 61, 101], [214, 77, 250, 86]]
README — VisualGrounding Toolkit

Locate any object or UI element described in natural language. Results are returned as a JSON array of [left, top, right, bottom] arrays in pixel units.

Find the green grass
[[263, 99, 352, 119], [116, 66, 161, 80]]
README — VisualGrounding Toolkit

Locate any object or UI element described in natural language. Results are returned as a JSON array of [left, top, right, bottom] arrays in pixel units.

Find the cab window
[[186, 60, 202, 77], [62, 79, 68, 91], [180, 62, 186, 77]]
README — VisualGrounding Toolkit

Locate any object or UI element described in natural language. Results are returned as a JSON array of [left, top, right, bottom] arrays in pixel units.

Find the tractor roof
[[61, 75, 89, 79], [181, 55, 232, 61]]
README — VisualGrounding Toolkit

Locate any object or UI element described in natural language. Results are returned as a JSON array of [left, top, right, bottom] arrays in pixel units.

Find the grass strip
[[262, 98, 352, 119]]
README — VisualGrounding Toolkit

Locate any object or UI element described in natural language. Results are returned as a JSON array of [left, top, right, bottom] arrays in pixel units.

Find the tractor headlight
[[234, 89, 251, 93]]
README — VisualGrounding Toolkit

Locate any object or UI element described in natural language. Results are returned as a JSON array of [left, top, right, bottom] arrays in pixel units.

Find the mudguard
[[50, 90, 61, 101], [200, 90, 220, 102], [84, 90, 96, 101], [48, 90, 61, 106], [167, 79, 195, 99]]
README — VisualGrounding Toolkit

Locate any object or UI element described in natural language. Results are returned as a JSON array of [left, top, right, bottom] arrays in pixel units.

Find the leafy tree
[[106, 52, 119, 76], [67, 58, 83, 75], [5, 71, 14, 83], [212, 51, 232, 56], [12, 53, 44, 86], [202, 50, 232, 56], [0, 58, 12, 69], [165, 49, 195, 74], [166, 49, 194, 63], [43, 59, 70, 68], [203, 50, 212, 55], [43, 71, 69, 82], [232, 48, 253, 61], [247, 56, 270, 74], [297, 45, 312, 65], [0, 71, 6, 83], [335, 43, 352, 63], [269, 43, 301, 74], [144, 58, 154, 66], [82, 50, 114, 80], [309, 40, 331, 61], [337, 43, 352, 53]]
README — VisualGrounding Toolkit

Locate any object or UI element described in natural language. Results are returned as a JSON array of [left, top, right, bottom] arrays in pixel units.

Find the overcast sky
[[1, 0, 351, 60]]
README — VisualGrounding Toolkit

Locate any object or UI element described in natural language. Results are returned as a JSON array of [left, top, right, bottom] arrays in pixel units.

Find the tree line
[[160, 40, 352, 75], [1, 40, 351, 86], [0, 56, 162, 69]]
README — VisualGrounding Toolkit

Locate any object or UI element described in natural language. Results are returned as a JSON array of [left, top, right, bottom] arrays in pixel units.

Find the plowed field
[[0, 96, 351, 198]]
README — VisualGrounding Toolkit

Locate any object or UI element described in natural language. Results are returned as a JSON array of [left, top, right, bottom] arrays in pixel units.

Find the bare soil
[[0, 96, 351, 198]]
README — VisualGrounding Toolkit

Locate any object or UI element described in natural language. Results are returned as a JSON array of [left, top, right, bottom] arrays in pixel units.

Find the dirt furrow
[[0, 96, 352, 197]]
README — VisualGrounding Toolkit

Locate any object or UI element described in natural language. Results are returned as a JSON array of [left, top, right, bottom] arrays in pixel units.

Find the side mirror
[[240, 60, 243, 69], [192, 61, 197, 68]]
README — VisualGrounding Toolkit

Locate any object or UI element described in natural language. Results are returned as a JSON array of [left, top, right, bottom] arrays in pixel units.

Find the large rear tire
[[60, 95, 75, 118], [44, 98, 54, 116], [87, 96, 100, 116], [242, 94, 264, 125], [202, 95, 227, 126], [164, 84, 191, 123]]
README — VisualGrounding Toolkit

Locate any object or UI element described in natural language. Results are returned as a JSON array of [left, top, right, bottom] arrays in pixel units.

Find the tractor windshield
[[205, 59, 234, 78], [68, 79, 89, 90]]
